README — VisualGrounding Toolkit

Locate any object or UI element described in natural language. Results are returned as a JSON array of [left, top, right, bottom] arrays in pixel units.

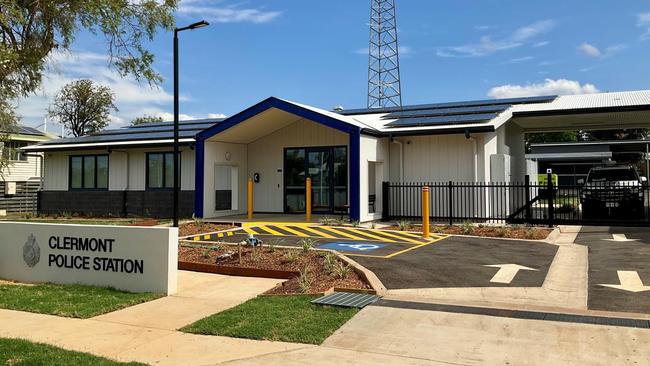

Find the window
[[1, 141, 28, 162], [69, 155, 108, 190], [147, 152, 180, 189]]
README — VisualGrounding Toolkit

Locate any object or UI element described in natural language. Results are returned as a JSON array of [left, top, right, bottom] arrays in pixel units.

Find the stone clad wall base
[[39, 191, 195, 218]]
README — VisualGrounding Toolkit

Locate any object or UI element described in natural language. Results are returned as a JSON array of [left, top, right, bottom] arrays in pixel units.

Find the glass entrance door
[[284, 146, 347, 213], [308, 149, 331, 213]]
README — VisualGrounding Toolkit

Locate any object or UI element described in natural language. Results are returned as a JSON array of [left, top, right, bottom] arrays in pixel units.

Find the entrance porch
[[194, 98, 378, 221]]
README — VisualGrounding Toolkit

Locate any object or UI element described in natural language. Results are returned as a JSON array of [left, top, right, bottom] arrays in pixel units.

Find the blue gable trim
[[197, 97, 359, 140], [195, 96, 362, 221]]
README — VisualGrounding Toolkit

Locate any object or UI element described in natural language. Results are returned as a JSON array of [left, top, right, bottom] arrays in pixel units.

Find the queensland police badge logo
[[22, 234, 40, 268]]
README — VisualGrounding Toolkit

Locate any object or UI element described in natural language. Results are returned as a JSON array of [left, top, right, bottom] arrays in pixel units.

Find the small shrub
[[333, 218, 347, 226], [298, 238, 315, 253], [396, 220, 412, 231], [319, 216, 334, 225], [193, 216, 205, 230], [524, 227, 538, 240], [298, 267, 312, 293], [495, 227, 511, 238], [283, 249, 298, 263], [268, 238, 284, 253], [351, 220, 360, 227], [323, 253, 337, 274], [250, 248, 262, 263], [202, 249, 211, 259], [334, 262, 352, 280], [61, 211, 72, 219], [461, 221, 474, 235], [431, 225, 445, 233], [370, 222, 376, 229]]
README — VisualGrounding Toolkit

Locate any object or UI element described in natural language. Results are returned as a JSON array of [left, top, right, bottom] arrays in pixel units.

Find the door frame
[[283, 145, 347, 214]]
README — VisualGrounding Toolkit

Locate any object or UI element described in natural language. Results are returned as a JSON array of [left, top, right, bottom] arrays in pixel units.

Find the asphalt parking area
[[352, 236, 558, 289], [185, 224, 445, 259], [574, 227, 650, 314]]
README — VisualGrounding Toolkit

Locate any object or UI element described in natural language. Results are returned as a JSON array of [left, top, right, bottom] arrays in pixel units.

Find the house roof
[[22, 90, 650, 151], [23, 118, 223, 151]]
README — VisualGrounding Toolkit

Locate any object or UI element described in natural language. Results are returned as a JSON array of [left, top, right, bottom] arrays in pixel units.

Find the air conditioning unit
[[6, 182, 16, 196]]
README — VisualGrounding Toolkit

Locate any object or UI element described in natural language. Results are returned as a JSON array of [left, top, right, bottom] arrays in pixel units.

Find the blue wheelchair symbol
[[318, 242, 386, 252]]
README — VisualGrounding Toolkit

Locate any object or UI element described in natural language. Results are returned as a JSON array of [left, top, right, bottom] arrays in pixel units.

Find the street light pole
[[173, 20, 209, 228]]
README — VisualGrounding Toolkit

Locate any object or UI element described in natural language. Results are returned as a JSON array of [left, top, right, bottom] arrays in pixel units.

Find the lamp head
[[189, 20, 209, 29]]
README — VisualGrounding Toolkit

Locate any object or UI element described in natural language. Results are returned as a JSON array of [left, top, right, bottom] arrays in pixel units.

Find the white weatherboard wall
[[247, 119, 348, 213], [1, 154, 42, 182], [360, 135, 389, 221], [0, 222, 178, 294], [202, 141, 248, 218], [42, 147, 195, 191]]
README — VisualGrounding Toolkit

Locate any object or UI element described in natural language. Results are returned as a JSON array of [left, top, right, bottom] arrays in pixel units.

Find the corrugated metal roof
[[512, 90, 650, 113]]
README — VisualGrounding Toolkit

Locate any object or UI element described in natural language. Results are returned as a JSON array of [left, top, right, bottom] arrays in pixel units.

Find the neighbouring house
[[1, 125, 55, 215], [527, 140, 650, 185], [23, 90, 650, 221]]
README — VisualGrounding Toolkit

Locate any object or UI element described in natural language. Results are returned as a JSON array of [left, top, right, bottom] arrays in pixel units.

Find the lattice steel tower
[[367, 0, 402, 108]]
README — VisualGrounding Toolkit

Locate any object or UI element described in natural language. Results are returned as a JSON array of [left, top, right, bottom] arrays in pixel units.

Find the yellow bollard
[[422, 186, 430, 239], [306, 177, 312, 222], [247, 177, 253, 220]]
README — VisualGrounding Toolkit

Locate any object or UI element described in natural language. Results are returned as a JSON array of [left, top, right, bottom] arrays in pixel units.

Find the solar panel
[[15, 126, 45, 136], [95, 123, 215, 136], [385, 113, 498, 128], [44, 130, 200, 145], [127, 118, 223, 129], [339, 95, 557, 115], [385, 104, 510, 119]]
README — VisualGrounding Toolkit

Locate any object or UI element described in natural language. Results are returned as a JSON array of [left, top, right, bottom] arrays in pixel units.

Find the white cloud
[[207, 113, 227, 119], [503, 56, 535, 64], [578, 43, 601, 58], [178, 0, 282, 24], [578, 42, 626, 58], [15, 50, 184, 128], [437, 20, 556, 57], [533, 41, 549, 48], [487, 79, 599, 98], [154, 112, 197, 121], [638, 13, 650, 40]]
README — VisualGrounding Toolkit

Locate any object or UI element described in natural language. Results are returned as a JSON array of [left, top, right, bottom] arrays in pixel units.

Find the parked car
[[579, 165, 647, 220]]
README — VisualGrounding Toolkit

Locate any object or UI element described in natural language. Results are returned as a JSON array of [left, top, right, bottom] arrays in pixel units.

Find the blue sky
[[17, 0, 650, 129]]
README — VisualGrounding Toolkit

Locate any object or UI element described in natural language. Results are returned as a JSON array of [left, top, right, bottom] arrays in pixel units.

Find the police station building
[[24, 91, 650, 222]]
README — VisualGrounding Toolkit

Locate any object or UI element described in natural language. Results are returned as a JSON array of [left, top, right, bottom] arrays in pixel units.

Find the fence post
[[524, 175, 531, 222], [382, 182, 390, 221], [547, 172, 554, 227], [306, 177, 312, 222], [448, 181, 454, 226], [422, 186, 430, 238]]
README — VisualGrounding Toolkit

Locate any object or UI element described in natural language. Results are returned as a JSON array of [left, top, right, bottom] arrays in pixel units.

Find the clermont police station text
[[48, 236, 144, 274]]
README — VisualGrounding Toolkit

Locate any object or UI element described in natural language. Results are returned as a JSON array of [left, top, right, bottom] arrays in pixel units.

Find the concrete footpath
[[0, 271, 308, 366]]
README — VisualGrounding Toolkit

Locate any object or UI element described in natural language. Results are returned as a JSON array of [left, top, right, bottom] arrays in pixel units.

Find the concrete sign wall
[[0, 222, 178, 294]]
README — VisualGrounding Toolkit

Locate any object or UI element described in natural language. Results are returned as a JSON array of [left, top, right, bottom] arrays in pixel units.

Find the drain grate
[[311, 292, 380, 308]]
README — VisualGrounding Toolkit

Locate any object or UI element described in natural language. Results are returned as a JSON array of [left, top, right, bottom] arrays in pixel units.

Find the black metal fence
[[382, 175, 650, 227]]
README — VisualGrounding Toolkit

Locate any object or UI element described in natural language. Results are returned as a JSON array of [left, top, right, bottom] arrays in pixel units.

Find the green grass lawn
[[0, 338, 147, 366], [181, 295, 359, 344], [3, 219, 168, 226], [0, 283, 162, 318]]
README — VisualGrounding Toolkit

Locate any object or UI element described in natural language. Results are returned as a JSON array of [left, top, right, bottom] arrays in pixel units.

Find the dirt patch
[[179, 244, 370, 295], [382, 224, 552, 240], [179, 223, 236, 237], [0, 279, 34, 286]]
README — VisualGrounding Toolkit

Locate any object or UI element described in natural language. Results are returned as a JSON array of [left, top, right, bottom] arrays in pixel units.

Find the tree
[[131, 115, 163, 125], [584, 129, 649, 141], [524, 131, 580, 152], [48, 80, 117, 136], [0, 0, 177, 161]]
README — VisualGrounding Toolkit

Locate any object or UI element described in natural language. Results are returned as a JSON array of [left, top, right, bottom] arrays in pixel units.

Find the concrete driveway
[[574, 226, 650, 314]]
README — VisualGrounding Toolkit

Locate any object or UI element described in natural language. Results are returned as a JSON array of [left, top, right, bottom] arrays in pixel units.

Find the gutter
[[513, 104, 650, 117]]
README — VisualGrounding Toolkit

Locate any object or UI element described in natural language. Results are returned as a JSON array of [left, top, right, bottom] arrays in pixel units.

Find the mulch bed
[[179, 222, 236, 237], [178, 245, 370, 295], [382, 225, 552, 240]]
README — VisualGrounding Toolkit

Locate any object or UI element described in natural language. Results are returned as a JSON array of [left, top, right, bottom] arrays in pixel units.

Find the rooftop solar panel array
[[340, 95, 557, 129], [38, 118, 223, 146]]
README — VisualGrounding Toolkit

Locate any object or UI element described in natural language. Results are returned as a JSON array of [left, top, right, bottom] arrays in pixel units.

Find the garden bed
[[382, 224, 552, 240], [178, 244, 370, 295], [179, 222, 236, 237]]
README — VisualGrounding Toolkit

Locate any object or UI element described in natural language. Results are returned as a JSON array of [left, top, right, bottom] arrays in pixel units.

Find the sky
[[15, 0, 650, 131]]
